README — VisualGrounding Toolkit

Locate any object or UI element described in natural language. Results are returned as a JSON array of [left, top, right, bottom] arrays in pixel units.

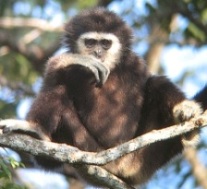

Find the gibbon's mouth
[[92, 55, 105, 63]]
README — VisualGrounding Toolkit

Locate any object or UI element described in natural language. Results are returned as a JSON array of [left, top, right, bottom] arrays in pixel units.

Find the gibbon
[[0, 8, 203, 186]]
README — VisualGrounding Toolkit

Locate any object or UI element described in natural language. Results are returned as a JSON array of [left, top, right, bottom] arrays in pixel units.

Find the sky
[[162, 45, 207, 97]]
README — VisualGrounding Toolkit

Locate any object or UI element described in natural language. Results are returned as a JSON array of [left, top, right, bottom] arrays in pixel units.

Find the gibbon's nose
[[94, 48, 103, 59]]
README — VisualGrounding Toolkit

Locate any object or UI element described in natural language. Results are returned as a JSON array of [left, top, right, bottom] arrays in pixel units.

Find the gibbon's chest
[[73, 72, 144, 147]]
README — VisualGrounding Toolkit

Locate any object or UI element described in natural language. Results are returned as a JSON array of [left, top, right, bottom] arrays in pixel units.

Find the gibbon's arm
[[144, 76, 202, 146], [145, 76, 202, 123], [46, 53, 110, 85]]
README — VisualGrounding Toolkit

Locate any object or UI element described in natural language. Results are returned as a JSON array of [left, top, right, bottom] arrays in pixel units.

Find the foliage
[[146, 0, 207, 44], [0, 154, 26, 189]]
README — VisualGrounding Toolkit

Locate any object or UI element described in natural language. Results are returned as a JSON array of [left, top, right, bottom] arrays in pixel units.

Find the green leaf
[[8, 158, 25, 169], [0, 158, 12, 180], [187, 22, 206, 42], [201, 9, 207, 22]]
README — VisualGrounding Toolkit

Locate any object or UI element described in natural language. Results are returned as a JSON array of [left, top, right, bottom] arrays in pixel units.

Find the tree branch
[[179, 9, 207, 35], [184, 147, 207, 189], [0, 31, 60, 73], [0, 134, 134, 189], [0, 17, 63, 32], [0, 111, 207, 188], [74, 164, 135, 189]]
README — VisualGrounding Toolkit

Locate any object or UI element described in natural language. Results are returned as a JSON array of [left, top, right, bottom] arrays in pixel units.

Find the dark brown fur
[[27, 54, 187, 183], [27, 50, 186, 184], [24, 8, 201, 185]]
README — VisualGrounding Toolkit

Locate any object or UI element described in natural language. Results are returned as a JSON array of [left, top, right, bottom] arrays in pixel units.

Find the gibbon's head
[[64, 7, 133, 69]]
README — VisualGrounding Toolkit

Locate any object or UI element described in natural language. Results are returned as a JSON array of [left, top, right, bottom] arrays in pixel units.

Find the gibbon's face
[[77, 32, 122, 69]]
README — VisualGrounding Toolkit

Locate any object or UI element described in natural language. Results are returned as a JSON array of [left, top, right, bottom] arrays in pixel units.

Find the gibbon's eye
[[84, 39, 97, 48], [100, 39, 112, 50]]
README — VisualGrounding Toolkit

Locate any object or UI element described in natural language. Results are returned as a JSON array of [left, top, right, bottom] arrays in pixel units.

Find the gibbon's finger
[[87, 64, 101, 84], [93, 62, 110, 85]]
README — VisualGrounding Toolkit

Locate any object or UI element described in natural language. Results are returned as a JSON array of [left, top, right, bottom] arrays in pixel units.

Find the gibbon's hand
[[0, 119, 49, 140], [173, 100, 203, 123], [48, 54, 110, 86], [76, 57, 110, 86], [173, 100, 203, 146]]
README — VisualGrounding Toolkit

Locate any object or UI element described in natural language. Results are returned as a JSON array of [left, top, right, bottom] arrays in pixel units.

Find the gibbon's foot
[[173, 100, 203, 147], [0, 119, 49, 140], [48, 54, 110, 86]]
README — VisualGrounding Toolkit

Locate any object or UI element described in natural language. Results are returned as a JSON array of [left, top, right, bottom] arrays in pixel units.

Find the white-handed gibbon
[[0, 7, 204, 186]]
